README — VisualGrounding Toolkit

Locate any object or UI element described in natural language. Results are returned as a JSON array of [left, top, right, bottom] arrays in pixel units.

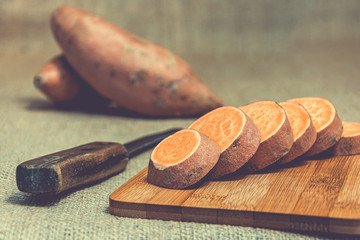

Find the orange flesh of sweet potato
[[50, 5, 222, 116], [287, 97, 343, 156], [151, 130, 200, 168], [239, 101, 293, 172], [147, 129, 220, 189], [188, 106, 261, 178], [342, 122, 360, 137], [34, 54, 109, 106], [241, 102, 285, 142], [331, 122, 360, 156], [277, 102, 317, 164]]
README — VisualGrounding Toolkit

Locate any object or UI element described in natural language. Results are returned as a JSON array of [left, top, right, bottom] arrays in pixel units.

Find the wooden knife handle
[[16, 142, 128, 194]]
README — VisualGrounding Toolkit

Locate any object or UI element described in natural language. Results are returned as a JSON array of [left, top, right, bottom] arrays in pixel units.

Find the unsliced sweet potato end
[[34, 75, 46, 89]]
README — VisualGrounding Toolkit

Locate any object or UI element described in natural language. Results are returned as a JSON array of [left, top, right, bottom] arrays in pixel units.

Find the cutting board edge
[[109, 199, 360, 235]]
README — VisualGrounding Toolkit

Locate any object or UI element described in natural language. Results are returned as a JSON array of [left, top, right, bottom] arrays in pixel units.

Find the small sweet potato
[[331, 122, 360, 156], [287, 97, 343, 156], [34, 54, 109, 106], [188, 106, 261, 179], [277, 102, 317, 164], [239, 101, 293, 172], [50, 5, 222, 116], [147, 129, 220, 189]]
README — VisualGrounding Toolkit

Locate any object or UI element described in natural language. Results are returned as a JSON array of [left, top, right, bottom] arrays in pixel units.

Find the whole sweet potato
[[34, 54, 109, 106], [50, 5, 222, 116]]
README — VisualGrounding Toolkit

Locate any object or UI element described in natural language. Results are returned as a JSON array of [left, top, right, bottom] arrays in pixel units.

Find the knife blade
[[16, 128, 181, 194]]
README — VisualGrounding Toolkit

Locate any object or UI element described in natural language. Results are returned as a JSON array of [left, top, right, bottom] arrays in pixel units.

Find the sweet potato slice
[[147, 129, 220, 189], [239, 101, 293, 172], [277, 102, 317, 164], [287, 97, 343, 156], [188, 106, 261, 179], [331, 122, 360, 156]]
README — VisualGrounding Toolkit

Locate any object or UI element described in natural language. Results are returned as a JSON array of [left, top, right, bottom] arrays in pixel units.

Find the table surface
[[1, 1, 360, 239]]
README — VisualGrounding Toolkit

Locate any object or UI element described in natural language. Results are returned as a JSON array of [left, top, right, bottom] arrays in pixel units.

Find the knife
[[16, 128, 181, 194]]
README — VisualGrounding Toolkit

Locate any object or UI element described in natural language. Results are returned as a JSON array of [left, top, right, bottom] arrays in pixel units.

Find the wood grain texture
[[110, 155, 360, 235]]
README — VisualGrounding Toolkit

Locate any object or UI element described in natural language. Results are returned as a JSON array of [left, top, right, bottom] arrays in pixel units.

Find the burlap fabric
[[1, 1, 360, 239]]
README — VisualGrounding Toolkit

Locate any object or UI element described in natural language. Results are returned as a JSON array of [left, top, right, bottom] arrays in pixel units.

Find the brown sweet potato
[[147, 129, 220, 189], [188, 106, 261, 179], [50, 5, 222, 116], [239, 101, 293, 172], [277, 102, 317, 164], [331, 122, 360, 156], [34, 54, 109, 106], [287, 97, 343, 156]]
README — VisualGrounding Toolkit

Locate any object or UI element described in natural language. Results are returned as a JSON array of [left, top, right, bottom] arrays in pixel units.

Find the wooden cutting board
[[109, 154, 360, 235]]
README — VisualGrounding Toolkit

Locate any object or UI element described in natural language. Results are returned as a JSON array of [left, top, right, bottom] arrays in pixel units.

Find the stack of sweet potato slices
[[147, 97, 360, 189], [287, 97, 343, 156]]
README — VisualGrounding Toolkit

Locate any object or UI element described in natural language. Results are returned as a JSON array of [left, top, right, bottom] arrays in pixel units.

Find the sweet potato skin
[[241, 103, 293, 172], [305, 112, 342, 156], [278, 121, 316, 164], [208, 113, 261, 179], [34, 54, 109, 106], [331, 136, 360, 156], [147, 131, 220, 189], [34, 54, 80, 102], [331, 125, 360, 156], [50, 5, 222, 116], [277, 103, 317, 164]]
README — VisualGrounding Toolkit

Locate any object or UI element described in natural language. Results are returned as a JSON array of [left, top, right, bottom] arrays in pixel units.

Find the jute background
[[1, 0, 360, 239]]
